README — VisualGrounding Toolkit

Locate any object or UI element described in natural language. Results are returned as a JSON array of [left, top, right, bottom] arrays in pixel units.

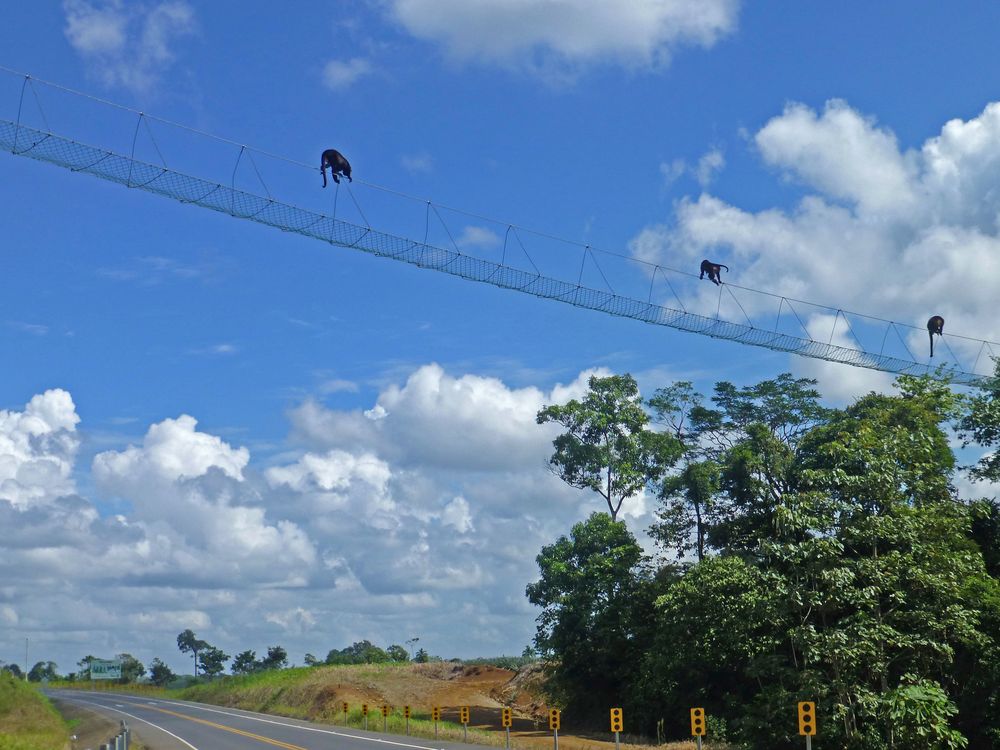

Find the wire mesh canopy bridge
[[1, 72, 998, 388]]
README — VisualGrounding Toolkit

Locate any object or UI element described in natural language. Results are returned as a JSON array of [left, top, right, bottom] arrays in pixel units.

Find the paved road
[[47, 690, 478, 750]]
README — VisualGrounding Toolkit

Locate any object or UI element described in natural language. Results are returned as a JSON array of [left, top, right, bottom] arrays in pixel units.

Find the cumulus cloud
[[1, 366, 658, 674], [630, 98, 1000, 382], [401, 152, 434, 173], [387, 0, 740, 77], [322, 57, 374, 90], [288, 363, 599, 471], [63, 0, 196, 93], [0, 389, 80, 509]]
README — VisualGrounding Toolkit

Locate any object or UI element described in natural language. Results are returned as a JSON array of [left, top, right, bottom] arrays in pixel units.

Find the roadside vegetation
[[0, 672, 70, 750], [16, 367, 1000, 749]]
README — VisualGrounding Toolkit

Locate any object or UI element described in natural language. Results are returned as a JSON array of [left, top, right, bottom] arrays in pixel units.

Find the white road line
[[95, 693, 444, 750], [54, 694, 200, 750]]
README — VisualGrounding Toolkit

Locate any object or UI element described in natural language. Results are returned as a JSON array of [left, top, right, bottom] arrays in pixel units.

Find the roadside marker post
[[690, 708, 706, 750], [502, 706, 513, 750], [610, 707, 623, 750], [362, 703, 369, 731], [461, 705, 470, 742], [432, 707, 441, 739], [549, 708, 561, 750], [798, 702, 817, 750], [382, 704, 389, 732], [404, 705, 411, 735], [342, 701, 349, 725]]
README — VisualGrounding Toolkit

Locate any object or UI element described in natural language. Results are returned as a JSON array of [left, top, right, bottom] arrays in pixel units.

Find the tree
[[231, 650, 259, 675], [413, 648, 429, 663], [537, 374, 682, 520], [259, 646, 287, 671], [28, 661, 59, 682], [648, 374, 830, 559], [198, 646, 229, 678], [1, 663, 23, 679], [177, 630, 209, 677], [303, 653, 320, 667], [148, 658, 175, 687], [76, 655, 96, 681], [325, 641, 389, 665], [526, 512, 660, 714], [116, 653, 145, 684], [386, 645, 409, 662]]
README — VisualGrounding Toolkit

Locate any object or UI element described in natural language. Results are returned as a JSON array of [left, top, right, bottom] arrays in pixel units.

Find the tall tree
[[177, 629, 209, 677], [537, 373, 682, 520]]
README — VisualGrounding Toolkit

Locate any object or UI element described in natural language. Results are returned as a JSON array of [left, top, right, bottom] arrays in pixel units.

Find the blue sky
[[3, 1, 1000, 675]]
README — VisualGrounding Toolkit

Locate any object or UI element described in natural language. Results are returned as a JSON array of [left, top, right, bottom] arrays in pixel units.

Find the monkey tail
[[719, 264, 729, 272]]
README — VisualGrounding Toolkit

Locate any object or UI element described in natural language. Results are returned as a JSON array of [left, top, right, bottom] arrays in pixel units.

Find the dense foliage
[[532, 371, 1000, 749]]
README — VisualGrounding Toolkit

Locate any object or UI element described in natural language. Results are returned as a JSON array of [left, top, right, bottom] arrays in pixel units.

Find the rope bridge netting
[[0, 69, 996, 388]]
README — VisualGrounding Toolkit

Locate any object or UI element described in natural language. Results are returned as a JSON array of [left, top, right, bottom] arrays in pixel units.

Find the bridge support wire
[[0, 118, 989, 388]]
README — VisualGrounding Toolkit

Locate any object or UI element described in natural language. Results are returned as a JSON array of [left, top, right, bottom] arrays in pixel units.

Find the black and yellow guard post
[[404, 705, 410, 735], [690, 708, 706, 750], [798, 702, 817, 750], [382, 704, 389, 732], [610, 707, 623, 750], [342, 701, 348, 726], [461, 706, 470, 742], [549, 708, 561, 750], [432, 707, 441, 739], [362, 703, 368, 731], [502, 707, 513, 750]]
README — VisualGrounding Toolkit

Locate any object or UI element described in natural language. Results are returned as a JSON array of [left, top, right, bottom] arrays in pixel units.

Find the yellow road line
[[146, 705, 307, 750]]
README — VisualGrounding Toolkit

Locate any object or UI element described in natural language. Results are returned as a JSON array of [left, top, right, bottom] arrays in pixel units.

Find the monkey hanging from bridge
[[321, 149, 352, 187], [699, 259, 729, 286], [927, 315, 944, 358]]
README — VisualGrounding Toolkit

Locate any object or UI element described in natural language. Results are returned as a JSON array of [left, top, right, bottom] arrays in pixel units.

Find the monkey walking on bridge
[[321, 149, 352, 187], [927, 315, 944, 358], [700, 259, 729, 286]]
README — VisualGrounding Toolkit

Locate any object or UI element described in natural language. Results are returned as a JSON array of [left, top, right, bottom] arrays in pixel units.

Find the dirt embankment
[[176, 662, 726, 750]]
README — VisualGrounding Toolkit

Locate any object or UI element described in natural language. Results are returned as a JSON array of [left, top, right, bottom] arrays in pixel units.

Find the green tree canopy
[[176, 629, 209, 677], [148, 658, 175, 687], [198, 646, 229, 678], [537, 374, 682, 520]]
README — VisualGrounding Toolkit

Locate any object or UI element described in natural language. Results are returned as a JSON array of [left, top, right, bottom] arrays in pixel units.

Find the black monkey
[[927, 315, 944, 358], [699, 259, 729, 286], [321, 149, 352, 187]]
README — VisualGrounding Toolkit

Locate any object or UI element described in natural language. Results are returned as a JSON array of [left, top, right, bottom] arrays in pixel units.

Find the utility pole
[[24, 638, 28, 681]]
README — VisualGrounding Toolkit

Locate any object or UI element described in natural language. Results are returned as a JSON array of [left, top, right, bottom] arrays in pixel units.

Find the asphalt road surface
[[47, 690, 483, 750]]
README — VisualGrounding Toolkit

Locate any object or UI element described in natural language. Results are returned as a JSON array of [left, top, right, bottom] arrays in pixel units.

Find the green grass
[[0, 673, 70, 750]]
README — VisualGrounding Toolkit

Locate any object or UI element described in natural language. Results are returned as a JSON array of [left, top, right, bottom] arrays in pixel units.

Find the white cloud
[[441, 495, 474, 533], [0, 389, 80, 509], [401, 152, 434, 173], [322, 57, 374, 90], [1, 367, 655, 674], [658, 148, 726, 188], [63, 1, 197, 94], [631, 98, 1000, 374], [93, 414, 248, 486], [387, 0, 740, 77], [695, 148, 725, 187], [456, 226, 502, 250]]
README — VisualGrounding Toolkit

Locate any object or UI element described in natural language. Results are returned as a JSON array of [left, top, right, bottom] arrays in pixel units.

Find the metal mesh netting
[[1, 119, 987, 387]]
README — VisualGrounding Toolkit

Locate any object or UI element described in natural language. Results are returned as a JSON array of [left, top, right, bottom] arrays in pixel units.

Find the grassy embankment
[[0, 673, 70, 750], [175, 663, 508, 745]]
